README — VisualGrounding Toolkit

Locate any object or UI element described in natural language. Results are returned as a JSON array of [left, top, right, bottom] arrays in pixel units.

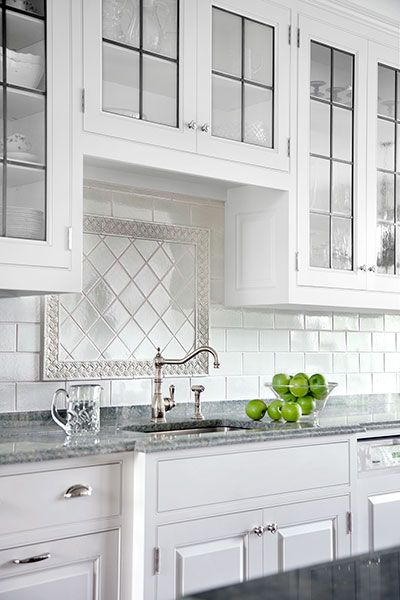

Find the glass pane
[[378, 65, 396, 118], [310, 157, 330, 212], [310, 213, 330, 268], [397, 72, 400, 120], [377, 171, 395, 222], [310, 99, 330, 156], [332, 217, 352, 270], [332, 161, 352, 216], [102, 43, 140, 118], [377, 118, 395, 170], [103, 0, 140, 47], [376, 222, 395, 274], [6, 11, 45, 91], [212, 75, 241, 141], [5, 164, 45, 240], [397, 227, 400, 273], [6, 1, 44, 17], [310, 42, 330, 101], [143, 54, 177, 126], [333, 49, 353, 107], [244, 20, 273, 86], [397, 175, 400, 221], [397, 123, 400, 172], [212, 8, 241, 77], [332, 106, 352, 161], [243, 84, 272, 147], [143, 0, 177, 59], [6, 89, 45, 165]]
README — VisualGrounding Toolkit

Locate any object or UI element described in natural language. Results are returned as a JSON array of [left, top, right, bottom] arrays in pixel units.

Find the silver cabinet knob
[[358, 264, 367, 271], [368, 265, 376, 272], [187, 120, 198, 130], [253, 526, 265, 537], [200, 123, 210, 133], [266, 523, 278, 534], [64, 484, 92, 499], [13, 553, 51, 565]]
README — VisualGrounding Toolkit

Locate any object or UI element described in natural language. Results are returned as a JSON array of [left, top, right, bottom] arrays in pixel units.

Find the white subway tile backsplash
[[112, 192, 153, 221], [333, 313, 359, 331], [226, 329, 258, 352], [290, 331, 318, 352], [360, 353, 384, 373], [17, 324, 40, 352], [333, 352, 359, 373], [189, 376, 225, 401], [326, 373, 346, 395], [346, 373, 372, 394], [0, 353, 39, 382], [243, 310, 274, 329], [153, 198, 191, 225], [275, 352, 304, 373], [275, 312, 304, 330], [373, 373, 398, 393], [226, 376, 259, 400], [66, 380, 111, 406], [260, 330, 289, 352], [162, 378, 190, 403], [385, 353, 400, 372], [209, 328, 226, 351], [243, 352, 274, 375], [320, 331, 346, 351], [111, 379, 152, 406], [0, 296, 40, 323], [83, 186, 112, 216], [214, 352, 242, 376], [0, 324, 16, 352], [16, 382, 61, 412], [210, 306, 242, 328], [372, 332, 396, 352], [347, 332, 372, 352], [385, 315, 400, 332], [305, 352, 332, 374], [210, 279, 224, 305], [0, 383, 15, 411], [360, 315, 384, 331], [305, 313, 332, 330]]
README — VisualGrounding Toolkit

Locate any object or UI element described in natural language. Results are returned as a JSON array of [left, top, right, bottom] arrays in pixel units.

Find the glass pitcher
[[51, 384, 102, 436]]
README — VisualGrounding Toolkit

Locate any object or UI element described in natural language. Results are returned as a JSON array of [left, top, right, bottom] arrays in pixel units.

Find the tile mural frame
[[43, 215, 210, 380]]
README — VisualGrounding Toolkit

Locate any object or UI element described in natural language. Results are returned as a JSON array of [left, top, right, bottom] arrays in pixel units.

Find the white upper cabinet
[[83, 0, 197, 153], [297, 14, 368, 291], [0, 0, 81, 295], [196, 0, 290, 170]]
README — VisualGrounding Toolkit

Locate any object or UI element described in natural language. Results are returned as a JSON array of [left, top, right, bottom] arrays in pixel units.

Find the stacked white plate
[[6, 206, 44, 239]]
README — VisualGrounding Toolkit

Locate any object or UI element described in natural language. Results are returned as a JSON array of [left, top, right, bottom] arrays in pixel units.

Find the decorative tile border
[[43, 216, 210, 380]]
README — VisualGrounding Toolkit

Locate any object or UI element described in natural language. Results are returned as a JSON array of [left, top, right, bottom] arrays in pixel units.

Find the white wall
[[0, 180, 399, 412]]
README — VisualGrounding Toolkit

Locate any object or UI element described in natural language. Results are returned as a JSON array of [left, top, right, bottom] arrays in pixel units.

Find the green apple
[[246, 399, 267, 421], [309, 373, 328, 399], [281, 402, 302, 422], [294, 372, 309, 382], [272, 373, 290, 396], [281, 391, 297, 402], [289, 375, 309, 398], [296, 395, 316, 415], [267, 399, 283, 421]]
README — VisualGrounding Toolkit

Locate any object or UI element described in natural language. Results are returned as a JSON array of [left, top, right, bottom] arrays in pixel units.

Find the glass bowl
[[265, 382, 338, 422]]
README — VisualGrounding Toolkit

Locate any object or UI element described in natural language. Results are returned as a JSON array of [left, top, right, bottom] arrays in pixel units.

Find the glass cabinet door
[[0, 0, 46, 242], [83, 0, 197, 152], [196, 0, 290, 171], [297, 14, 368, 290]]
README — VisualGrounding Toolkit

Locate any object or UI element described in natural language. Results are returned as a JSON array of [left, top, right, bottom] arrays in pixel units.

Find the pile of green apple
[[245, 372, 328, 423]]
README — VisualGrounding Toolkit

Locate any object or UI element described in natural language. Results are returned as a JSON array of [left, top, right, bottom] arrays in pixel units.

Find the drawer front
[[0, 463, 121, 535], [158, 442, 349, 512]]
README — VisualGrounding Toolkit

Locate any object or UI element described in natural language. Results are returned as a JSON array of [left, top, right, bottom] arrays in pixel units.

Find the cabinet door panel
[[263, 496, 350, 576], [197, 0, 290, 171], [369, 491, 400, 551], [156, 511, 263, 600]]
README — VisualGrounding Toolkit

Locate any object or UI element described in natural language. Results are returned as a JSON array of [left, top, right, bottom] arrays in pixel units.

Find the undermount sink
[[123, 425, 247, 437]]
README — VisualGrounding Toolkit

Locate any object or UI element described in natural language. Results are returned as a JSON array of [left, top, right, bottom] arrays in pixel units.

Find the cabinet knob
[[368, 265, 376, 272], [187, 120, 198, 130], [266, 523, 278, 534], [200, 123, 210, 133], [13, 553, 51, 565], [358, 264, 367, 271], [253, 526, 265, 537], [64, 484, 92, 499]]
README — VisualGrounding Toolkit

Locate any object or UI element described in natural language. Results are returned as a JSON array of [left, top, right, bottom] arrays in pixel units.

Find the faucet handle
[[191, 385, 205, 393], [191, 385, 205, 421], [163, 384, 176, 413]]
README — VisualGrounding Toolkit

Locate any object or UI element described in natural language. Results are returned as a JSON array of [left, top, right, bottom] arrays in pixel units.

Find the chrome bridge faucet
[[152, 346, 220, 422]]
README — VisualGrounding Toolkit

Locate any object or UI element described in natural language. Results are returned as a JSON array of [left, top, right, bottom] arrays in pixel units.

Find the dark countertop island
[[185, 545, 400, 600]]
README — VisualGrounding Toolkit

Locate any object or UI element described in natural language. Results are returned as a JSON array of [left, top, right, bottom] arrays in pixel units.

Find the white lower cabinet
[[0, 530, 120, 600], [155, 496, 350, 599]]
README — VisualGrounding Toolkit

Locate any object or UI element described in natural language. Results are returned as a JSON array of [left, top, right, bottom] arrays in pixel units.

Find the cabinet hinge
[[346, 511, 352, 534], [297, 28, 300, 48], [154, 547, 160, 575], [288, 25, 291, 45], [81, 88, 86, 113], [287, 138, 291, 157], [67, 227, 73, 251], [295, 251, 299, 272]]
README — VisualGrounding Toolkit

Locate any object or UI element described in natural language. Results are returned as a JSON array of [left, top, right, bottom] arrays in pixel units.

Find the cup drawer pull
[[13, 553, 51, 565], [64, 484, 93, 499]]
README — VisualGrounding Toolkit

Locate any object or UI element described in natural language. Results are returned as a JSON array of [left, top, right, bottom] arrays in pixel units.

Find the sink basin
[[123, 425, 247, 437]]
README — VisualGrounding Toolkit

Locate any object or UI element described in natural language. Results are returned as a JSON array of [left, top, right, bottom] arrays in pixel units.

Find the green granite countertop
[[1, 395, 400, 465]]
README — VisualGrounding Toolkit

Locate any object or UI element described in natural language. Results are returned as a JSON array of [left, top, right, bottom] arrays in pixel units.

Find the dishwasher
[[357, 435, 400, 554]]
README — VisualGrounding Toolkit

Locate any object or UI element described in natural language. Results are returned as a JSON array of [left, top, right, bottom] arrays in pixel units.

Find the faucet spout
[[152, 346, 220, 422]]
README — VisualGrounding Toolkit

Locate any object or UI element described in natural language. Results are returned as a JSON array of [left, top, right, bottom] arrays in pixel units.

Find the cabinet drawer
[[157, 442, 349, 512], [0, 463, 121, 535]]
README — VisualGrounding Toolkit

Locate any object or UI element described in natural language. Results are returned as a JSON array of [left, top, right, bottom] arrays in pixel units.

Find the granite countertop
[[1, 394, 400, 465], [186, 544, 400, 599]]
